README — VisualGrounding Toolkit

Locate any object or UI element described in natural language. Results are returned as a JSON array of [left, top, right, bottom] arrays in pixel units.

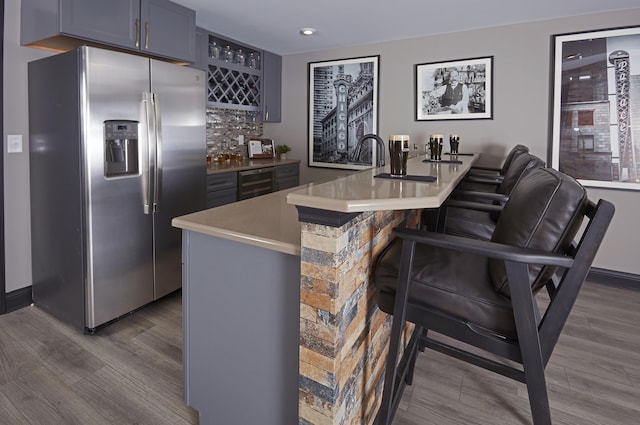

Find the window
[[563, 110, 574, 128], [579, 135, 595, 151], [578, 110, 594, 126]]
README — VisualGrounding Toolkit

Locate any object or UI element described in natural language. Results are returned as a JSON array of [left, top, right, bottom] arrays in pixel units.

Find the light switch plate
[[7, 134, 23, 153]]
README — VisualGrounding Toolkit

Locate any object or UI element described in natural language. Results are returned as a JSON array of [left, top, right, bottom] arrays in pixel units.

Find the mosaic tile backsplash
[[206, 107, 264, 159]]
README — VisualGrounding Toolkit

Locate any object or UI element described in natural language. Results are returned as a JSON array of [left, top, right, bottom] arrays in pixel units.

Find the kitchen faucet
[[358, 134, 385, 166]]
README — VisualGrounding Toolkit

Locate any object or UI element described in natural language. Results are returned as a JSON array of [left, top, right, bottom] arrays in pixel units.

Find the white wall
[[264, 9, 640, 275]]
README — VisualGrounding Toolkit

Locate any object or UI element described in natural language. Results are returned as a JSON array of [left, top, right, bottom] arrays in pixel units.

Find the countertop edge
[[286, 192, 447, 213], [173, 218, 301, 256]]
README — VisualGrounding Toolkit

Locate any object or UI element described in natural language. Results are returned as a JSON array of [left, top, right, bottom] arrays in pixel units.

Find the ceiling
[[173, 0, 639, 56]]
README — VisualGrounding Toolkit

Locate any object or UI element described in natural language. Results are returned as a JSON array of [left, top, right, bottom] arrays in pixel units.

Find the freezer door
[[83, 47, 155, 329], [150, 60, 206, 298]]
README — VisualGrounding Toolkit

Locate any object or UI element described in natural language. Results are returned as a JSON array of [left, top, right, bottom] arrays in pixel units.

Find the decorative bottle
[[209, 41, 221, 60], [236, 49, 246, 66], [248, 52, 257, 69], [223, 45, 234, 62]]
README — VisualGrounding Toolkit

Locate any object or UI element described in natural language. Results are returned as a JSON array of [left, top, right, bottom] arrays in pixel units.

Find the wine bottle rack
[[207, 63, 262, 109]]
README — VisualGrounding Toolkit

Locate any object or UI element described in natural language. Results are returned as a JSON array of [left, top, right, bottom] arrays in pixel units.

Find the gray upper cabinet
[[140, 0, 196, 62], [21, 0, 196, 63], [262, 50, 282, 123], [58, 0, 139, 49], [190, 27, 209, 72]]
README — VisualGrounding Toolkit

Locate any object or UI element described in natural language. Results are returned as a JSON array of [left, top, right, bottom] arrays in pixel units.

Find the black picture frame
[[307, 55, 380, 170], [415, 56, 493, 121], [551, 26, 640, 190]]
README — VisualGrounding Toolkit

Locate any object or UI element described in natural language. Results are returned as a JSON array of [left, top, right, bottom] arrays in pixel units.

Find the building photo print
[[552, 26, 640, 190], [308, 56, 379, 170]]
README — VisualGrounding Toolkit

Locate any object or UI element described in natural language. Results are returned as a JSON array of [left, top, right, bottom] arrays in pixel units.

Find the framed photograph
[[308, 55, 380, 170], [248, 138, 274, 159], [416, 56, 493, 121], [551, 26, 640, 190]]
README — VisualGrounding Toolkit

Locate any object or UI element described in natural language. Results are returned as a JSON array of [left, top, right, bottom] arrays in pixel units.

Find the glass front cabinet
[[193, 27, 282, 122]]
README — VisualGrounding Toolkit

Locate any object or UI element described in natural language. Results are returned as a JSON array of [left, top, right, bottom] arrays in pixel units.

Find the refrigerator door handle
[[142, 92, 156, 215], [152, 93, 163, 212]]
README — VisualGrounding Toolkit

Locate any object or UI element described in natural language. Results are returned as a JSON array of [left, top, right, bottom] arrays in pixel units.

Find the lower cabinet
[[275, 163, 300, 191], [206, 162, 299, 209], [206, 172, 237, 208]]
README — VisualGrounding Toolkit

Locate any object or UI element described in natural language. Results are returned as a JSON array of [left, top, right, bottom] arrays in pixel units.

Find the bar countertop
[[286, 154, 477, 213], [172, 186, 304, 256], [172, 154, 476, 255]]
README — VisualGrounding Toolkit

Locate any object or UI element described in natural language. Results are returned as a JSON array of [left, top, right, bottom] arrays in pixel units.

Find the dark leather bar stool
[[422, 145, 532, 232], [466, 143, 529, 178], [441, 152, 546, 239], [373, 167, 615, 425]]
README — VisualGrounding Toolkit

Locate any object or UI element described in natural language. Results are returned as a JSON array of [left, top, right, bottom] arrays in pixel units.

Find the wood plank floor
[[0, 291, 198, 425], [394, 282, 640, 425], [0, 282, 638, 424]]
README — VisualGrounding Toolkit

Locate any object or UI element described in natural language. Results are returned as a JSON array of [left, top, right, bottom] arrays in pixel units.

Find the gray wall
[[3, 1, 640, 294], [3, 0, 52, 292], [264, 8, 640, 275]]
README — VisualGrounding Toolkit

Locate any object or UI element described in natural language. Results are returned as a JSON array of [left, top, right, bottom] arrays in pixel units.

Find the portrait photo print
[[415, 56, 493, 121], [308, 55, 379, 170]]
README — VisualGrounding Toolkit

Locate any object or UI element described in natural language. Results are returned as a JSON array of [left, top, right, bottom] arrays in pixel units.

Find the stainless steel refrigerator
[[28, 46, 206, 332]]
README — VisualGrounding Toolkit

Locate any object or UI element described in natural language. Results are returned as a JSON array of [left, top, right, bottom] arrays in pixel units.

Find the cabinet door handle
[[135, 18, 140, 47], [265, 105, 269, 121], [145, 22, 150, 49]]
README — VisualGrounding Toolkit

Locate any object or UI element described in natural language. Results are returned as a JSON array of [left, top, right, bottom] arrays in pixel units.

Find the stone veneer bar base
[[298, 209, 420, 424]]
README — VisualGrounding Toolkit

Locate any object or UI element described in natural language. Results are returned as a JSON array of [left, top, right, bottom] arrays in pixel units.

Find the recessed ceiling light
[[300, 28, 316, 36]]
